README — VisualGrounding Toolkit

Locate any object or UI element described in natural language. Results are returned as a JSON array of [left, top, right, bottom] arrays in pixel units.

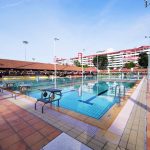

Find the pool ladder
[[114, 85, 125, 104]]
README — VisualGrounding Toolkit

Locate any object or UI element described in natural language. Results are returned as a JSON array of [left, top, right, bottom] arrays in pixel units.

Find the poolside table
[[35, 88, 62, 113], [18, 84, 32, 93], [39, 88, 62, 94], [5, 82, 16, 89], [39, 88, 62, 101]]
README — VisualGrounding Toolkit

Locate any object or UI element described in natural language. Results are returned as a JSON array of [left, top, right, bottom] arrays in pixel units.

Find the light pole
[[81, 49, 85, 95], [96, 54, 99, 82], [53, 37, 59, 88], [22, 41, 28, 61]]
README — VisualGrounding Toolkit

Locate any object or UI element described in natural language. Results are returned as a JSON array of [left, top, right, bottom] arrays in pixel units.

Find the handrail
[[114, 85, 126, 104], [115, 85, 119, 97], [115, 85, 126, 97]]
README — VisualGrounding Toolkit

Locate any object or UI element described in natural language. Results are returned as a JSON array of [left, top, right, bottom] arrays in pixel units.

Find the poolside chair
[[35, 90, 62, 113]]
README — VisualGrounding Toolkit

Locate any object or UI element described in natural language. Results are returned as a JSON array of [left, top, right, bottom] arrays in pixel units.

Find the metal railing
[[114, 85, 126, 104]]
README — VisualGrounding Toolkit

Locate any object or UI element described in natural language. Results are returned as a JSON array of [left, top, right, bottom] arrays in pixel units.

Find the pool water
[[1, 77, 135, 119], [26, 79, 134, 119]]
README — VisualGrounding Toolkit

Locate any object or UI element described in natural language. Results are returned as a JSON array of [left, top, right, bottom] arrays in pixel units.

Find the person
[[51, 93, 55, 100]]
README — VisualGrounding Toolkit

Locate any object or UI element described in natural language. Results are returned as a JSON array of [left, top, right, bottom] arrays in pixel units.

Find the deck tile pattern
[[0, 97, 61, 150]]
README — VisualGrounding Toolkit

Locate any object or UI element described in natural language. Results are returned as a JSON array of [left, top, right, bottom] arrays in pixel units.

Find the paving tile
[[93, 136, 107, 144], [23, 114, 35, 121], [3, 111, 16, 120], [39, 125, 56, 137], [4, 114, 19, 121], [28, 118, 41, 125], [123, 128, 130, 135], [136, 138, 145, 147], [87, 141, 102, 150], [46, 130, 61, 141], [61, 123, 74, 130], [132, 125, 138, 131], [67, 130, 81, 138], [90, 139, 104, 148], [135, 146, 145, 150], [128, 136, 137, 145], [0, 117, 5, 124], [103, 142, 117, 150], [104, 131, 121, 145], [71, 128, 84, 134], [127, 143, 136, 150], [32, 121, 47, 130], [12, 121, 29, 132], [8, 118, 25, 126], [6, 141, 28, 150], [17, 112, 29, 118], [59, 126, 71, 132], [77, 132, 92, 141], [24, 132, 44, 147], [116, 147, 126, 150], [31, 138, 49, 150], [0, 134, 20, 149], [119, 140, 127, 149], [18, 126, 36, 139], [76, 136, 91, 145], [0, 128, 15, 140]]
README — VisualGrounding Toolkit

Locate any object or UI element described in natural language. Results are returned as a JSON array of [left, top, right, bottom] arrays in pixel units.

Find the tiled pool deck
[[147, 79, 150, 150], [0, 97, 61, 150], [0, 77, 149, 150]]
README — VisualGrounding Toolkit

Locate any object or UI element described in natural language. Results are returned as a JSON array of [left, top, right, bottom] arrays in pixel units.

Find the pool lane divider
[[78, 89, 108, 105], [61, 89, 76, 94]]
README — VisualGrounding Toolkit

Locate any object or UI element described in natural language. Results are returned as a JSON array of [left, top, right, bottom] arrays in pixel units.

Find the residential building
[[56, 46, 150, 69]]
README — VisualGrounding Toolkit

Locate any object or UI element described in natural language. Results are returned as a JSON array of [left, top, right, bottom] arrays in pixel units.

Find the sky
[[0, 0, 150, 63]]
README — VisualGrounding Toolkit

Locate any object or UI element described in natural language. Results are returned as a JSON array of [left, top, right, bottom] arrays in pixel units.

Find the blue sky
[[0, 0, 150, 63]]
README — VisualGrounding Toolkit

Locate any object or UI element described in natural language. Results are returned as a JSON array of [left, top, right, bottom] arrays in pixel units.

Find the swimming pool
[[27, 79, 134, 119], [1, 77, 135, 119]]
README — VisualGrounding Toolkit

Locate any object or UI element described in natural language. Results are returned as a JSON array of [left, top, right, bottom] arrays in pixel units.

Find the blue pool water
[[29, 88, 115, 119], [27, 79, 134, 119], [1, 77, 135, 119]]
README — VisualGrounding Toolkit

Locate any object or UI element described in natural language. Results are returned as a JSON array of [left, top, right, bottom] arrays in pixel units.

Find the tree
[[74, 60, 81, 67], [83, 64, 89, 68], [138, 52, 148, 68], [124, 62, 135, 69], [93, 55, 108, 70]]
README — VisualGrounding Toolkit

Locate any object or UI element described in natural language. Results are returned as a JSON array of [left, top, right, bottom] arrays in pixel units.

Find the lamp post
[[22, 41, 28, 61], [81, 49, 85, 95], [96, 54, 99, 82], [53, 37, 59, 88]]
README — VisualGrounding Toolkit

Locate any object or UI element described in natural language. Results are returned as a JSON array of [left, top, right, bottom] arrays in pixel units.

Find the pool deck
[[0, 77, 149, 150]]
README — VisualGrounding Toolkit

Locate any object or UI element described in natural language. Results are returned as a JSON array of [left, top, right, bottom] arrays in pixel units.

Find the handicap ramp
[[42, 133, 92, 150]]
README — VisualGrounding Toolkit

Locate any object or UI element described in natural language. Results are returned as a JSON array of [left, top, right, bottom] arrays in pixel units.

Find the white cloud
[[0, 0, 29, 9]]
